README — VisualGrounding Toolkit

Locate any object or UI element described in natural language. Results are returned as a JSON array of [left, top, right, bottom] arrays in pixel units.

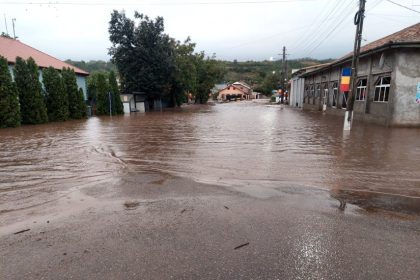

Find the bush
[[14, 57, 48, 124], [43, 67, 69, 122], [62, 67, 86, 119], [0, 56, 20, 128]]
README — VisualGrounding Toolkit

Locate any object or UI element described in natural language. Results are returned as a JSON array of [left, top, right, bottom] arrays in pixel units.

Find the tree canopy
[[108, 10, 225, 105]]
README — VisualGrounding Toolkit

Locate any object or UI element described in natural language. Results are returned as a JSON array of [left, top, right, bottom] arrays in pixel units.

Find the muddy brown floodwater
[[1, 102, 420, 280], [1, 102, 419, 215]]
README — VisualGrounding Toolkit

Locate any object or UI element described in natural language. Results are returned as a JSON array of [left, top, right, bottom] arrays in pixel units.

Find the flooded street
[[1, 102, 420, 279], [1, 102, 419, 213]]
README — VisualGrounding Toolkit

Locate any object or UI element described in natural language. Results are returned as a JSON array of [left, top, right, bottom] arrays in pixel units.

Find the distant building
[[290, 23, 420, 127], [0, 36, 89, 98], [217, 81, 255, 101]]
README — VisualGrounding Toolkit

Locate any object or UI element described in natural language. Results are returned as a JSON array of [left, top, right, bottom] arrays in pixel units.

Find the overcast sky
[[1, 0, 419, 62]]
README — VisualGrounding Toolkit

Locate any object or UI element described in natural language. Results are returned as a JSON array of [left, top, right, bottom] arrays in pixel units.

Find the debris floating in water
[[13, 229, 30, 235], [234, 242, 249, 250]]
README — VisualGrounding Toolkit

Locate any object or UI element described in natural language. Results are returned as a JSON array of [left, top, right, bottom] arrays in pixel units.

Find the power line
[[288, 1, 342, 52], [0, 0, 317, 6], [385, 0, 420, 14], [298, 0, 356, 57]]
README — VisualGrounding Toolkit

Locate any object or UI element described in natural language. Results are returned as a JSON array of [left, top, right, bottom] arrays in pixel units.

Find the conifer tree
[[77, 88, 87, 118], [14, 57, 48, 124], [0, 56, 20, 128], [43, 67, 69, 122], [108, 70, 124, 114], [62, 67, 86, 119], [95, 72, 109, 115]]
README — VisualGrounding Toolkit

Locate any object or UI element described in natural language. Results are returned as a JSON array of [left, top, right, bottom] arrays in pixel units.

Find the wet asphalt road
[[1, 103, 420, 279], [1, 173, 419, 280]]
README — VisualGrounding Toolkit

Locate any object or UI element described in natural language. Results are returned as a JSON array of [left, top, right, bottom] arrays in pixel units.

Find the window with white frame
[[374, 76, 391, 102], [355, 78, 367, 101]]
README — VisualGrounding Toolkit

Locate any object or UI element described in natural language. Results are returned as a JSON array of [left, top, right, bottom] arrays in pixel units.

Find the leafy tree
[[194, 53, 225, 104], [14, 57, 48, 124], [170, 38, 197, 107], [259, 72, 280, 95], [108, 10, 174, 97], [0, 56, 20, 128], [95, 72, 110, 115], [43, 67, 69, 122], [108, 70, 124, 114], [62, 67, 86, 119]]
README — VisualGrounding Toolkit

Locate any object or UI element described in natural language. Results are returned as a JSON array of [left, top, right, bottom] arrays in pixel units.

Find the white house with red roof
[[0, 36, 89, 99], [217, 81, 254, 102]]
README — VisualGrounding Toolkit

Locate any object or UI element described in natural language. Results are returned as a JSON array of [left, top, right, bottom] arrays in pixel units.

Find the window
[[309, 85, 315, 104], [332, 82, 338, 107], [322, 83, 328, 105], [315, 84, 321, 104], [304, 86, 310, 103], [374, 76, 391, 102], [356, 79, 367, 101]]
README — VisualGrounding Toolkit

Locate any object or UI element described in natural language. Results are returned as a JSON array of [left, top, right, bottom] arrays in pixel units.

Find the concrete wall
[[391, 50, 420, 127], [290, 77, 304, 108], [299, 49, 417, 127]]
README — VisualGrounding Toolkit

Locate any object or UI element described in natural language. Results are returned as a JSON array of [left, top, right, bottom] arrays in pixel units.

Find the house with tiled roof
[[0, 36, 89, 98], [217, 82, 254, 102], [290, 22, 420, 127]]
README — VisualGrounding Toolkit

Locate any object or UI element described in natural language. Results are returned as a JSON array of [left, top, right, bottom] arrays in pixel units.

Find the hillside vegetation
[[66, 58, 334, 95]]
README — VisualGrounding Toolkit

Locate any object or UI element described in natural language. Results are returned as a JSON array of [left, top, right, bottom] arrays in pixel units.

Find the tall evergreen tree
[[108, 70, 124, 114], [95, 72, 110, 115], [62, 67, 86, 119], [77, 88, 87, 118], [43, 67, 69, 122], [14, 57, 48, 124], [0, 56, 20, 128]]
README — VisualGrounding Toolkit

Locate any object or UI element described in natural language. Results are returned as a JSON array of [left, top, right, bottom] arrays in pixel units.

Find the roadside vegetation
[[86, 71, 124, 116], [0, 55, 89, 128], [108, 10, 225, 106]]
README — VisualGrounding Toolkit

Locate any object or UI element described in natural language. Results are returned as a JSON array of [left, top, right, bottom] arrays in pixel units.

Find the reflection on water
[[0, 102, 419, 214]]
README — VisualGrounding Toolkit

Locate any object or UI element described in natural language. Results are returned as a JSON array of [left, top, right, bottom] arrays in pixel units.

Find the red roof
[[302, 22, 420, 77], [0, 36, 89, 76], [340, 22, 420, 61]]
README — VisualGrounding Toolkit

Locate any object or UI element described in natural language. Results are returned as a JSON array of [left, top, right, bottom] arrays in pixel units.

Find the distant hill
[[221, 58, 334, 87], [65, 60, 117, 73], [65, 58, 334, 91]]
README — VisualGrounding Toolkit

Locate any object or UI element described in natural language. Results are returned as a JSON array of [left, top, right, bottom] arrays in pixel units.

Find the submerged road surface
[[1, 102, 419, 279]]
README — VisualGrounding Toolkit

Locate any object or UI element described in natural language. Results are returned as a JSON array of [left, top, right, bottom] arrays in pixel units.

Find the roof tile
[[0, 36, 89, 75]]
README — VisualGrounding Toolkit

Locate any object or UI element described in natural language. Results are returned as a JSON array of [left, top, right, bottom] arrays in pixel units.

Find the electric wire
[[385, 0, 420, 14], [298, 0, 356, 57], [0, 0, 318, 6]]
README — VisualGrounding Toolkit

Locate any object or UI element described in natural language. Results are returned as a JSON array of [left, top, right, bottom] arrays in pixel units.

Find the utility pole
[[344, 0, 366, 131], [281, 46, 286, 104], [4, 14, 9, 36], [12, 18, 16, 39]]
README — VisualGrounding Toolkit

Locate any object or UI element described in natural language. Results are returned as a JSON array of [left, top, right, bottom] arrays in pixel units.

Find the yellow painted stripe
[[341, 76, 350, 84]]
